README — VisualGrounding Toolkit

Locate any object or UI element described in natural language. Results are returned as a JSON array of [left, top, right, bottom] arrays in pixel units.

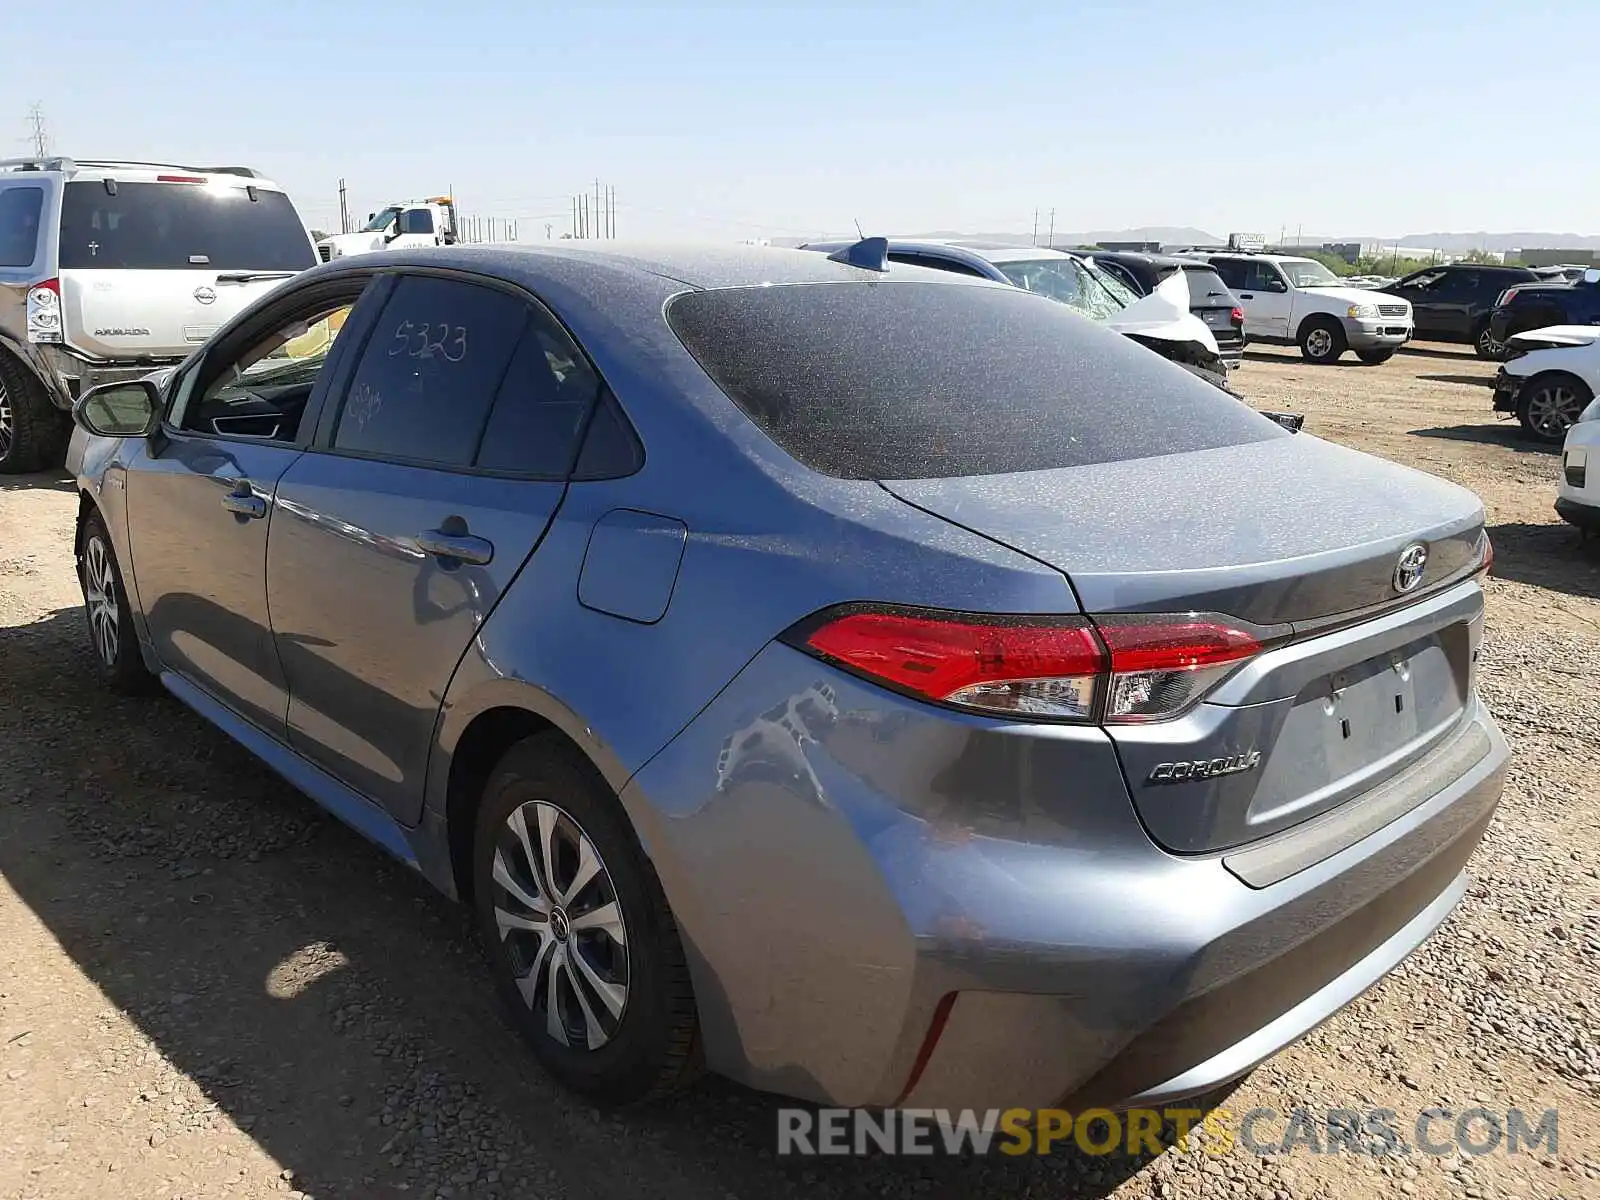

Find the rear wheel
[[1299, 318, 1347, 364], [472, 733, 700, 1105], [1517, 373, 1592, 444], [1355, 349, 1396, 365], [1473, 322, 1507, 361], [0, 350, 71, 475]]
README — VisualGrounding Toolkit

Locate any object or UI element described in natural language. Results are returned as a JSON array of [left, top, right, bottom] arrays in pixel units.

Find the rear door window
[[475, 312, 602, 476], [330, 275, 527, 467], [0, 186, 44, 267], [57, 180, 315, 271], [1208, 258, 1247, 290], [667, 282, 1285, 480]]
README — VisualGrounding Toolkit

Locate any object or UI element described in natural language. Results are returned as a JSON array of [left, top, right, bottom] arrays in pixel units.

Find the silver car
[[68, 243, 1506, 1109]]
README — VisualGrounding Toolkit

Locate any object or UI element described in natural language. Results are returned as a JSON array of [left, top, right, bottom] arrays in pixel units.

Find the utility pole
[[1047, 208, 1055, 249], [607, 185, 615, 238], [1033, 208, 1039, 246], [595, 179, 602, 239], [338, 178, 350, 234], [26, 104, 49, 157]]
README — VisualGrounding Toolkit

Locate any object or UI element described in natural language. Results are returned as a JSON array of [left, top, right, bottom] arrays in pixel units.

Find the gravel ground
[[1, 343, 1598, 1200]]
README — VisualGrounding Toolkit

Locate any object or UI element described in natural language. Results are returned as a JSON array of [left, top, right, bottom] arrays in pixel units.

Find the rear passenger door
[[265, 271, 605, 823]]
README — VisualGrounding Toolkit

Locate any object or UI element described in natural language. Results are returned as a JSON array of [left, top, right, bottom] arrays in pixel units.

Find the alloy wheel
[[491, 800, 630, 1050], [1305, 328, 1334, 359], [1525, 384, 1586, 441], [83, 534, 120, 667], [1477, 327, 1505, 359], [0, 377, 12, 460]]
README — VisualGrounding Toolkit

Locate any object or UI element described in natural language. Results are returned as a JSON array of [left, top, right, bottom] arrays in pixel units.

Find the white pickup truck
[[1191, 252, 1414, 364], [316, 196, 459, 262]]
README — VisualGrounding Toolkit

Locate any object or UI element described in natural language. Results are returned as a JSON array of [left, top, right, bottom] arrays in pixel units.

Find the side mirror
[[383, 221, 403, 243], [1266, 278, 1288, 294], [1584, 267, 1600, 286], [74, 379, 161, 438], [1260, 409, 1305, 433]]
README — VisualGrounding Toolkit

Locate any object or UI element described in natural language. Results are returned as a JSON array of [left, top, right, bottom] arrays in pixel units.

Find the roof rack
[[0, 157, 266, 180]]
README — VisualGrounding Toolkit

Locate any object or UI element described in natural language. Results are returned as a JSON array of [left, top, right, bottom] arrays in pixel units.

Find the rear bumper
[[628, 640, 1507, 1110], [1556, 495, 1600, 532], [35, 344, 184, 411]]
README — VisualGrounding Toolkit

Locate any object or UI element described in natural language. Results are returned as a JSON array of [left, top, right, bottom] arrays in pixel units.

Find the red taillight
[[1094, 618, 1262, 722], [790, 608, 1266, 723], [25, 278, 61, 343], [1230, 306, 1244, 325], [1480, 533, 1494, 578], [801, 610, 1105, 720]]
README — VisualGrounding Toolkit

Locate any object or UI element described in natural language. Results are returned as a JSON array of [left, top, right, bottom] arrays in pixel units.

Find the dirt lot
[[2, 344, 1598, 1200]]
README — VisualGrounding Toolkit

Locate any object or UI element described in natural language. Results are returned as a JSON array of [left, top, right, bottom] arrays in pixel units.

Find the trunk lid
[[882, 434, 1487, 854], [59, 268, 297, 359]]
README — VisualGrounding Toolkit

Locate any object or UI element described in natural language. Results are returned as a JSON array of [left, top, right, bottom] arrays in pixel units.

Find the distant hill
[[776, 225, 1221, 249], [775, 227, 1600, 253]]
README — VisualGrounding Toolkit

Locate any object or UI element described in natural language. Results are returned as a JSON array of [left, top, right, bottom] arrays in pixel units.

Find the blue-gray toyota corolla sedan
[[67, 243, 1506, 1110]]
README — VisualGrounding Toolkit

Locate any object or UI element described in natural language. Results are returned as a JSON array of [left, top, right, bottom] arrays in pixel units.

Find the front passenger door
[[266, 272, 601, 823], [125, 277, 377, 731]]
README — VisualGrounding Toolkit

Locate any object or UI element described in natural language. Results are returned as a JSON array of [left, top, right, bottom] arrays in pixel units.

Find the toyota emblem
[[193, 286, 216, 305], [1392, 542, 1428, 594]]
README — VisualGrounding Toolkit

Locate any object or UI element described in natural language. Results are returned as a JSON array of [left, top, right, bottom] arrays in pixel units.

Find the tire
[[1298, 318, 1347, 363], [1356, 349, 1396, 365], [472, 732, 700, 1105], [1473, 322, 1507, 361], [78, 513, 155, 694], [0, 349, 72, 475], [1517, 373, 1592, 444]]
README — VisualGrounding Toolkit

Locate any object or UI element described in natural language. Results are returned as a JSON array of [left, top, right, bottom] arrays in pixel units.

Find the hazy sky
[[7, 1, 1596, 241]]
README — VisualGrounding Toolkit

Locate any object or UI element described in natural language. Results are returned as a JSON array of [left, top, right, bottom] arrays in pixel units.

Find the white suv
[[0, 157, 317, 472], [1193, 252, 1414, 364]]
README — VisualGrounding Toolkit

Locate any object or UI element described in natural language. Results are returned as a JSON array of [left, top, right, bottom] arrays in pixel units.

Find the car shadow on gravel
[[0, 469, 75, 493], [1397, 344, 1480, 361], [1409, 423, 1559, 454], [1485, 521, 1600, 600], [1416, 374, 1493, 388], [0, 605, 1169, 1200]]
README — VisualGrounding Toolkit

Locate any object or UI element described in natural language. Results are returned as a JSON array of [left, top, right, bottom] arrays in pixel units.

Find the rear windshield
[[667, 282, 1285, 480], [1181, 266, 1234, 306], [58, 181, 315, 271], [0, 186, 45, 267]]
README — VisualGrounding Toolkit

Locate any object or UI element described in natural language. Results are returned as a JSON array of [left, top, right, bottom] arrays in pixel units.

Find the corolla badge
[[1147, 750, 1261, 784], [193, 285, 217, 305], [1392, 542, 1428, 594]]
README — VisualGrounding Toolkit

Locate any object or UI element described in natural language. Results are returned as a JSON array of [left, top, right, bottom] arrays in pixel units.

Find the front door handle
[[1239, 292, 1255, 299], [221, 485, 267, 519], [416, 528, 494, 566]]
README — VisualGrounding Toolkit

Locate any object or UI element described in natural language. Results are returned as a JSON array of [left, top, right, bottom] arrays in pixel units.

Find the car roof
[[1082, 249, 1219, 272], [311, 241, 1007, 297], [801, 238, 1077, 268]]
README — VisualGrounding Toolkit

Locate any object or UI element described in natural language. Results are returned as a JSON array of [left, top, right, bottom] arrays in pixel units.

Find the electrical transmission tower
[[26, 104, 50, 157]]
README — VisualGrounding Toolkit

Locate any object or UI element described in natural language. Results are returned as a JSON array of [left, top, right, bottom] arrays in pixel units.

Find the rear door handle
[[1239, 292, 1255, 299], [221, 485, 267, 520], [416, 528, 494, 566]]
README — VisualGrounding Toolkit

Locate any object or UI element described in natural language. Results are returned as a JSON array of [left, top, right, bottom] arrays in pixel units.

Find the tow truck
[[316, 196, 459, 261]]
